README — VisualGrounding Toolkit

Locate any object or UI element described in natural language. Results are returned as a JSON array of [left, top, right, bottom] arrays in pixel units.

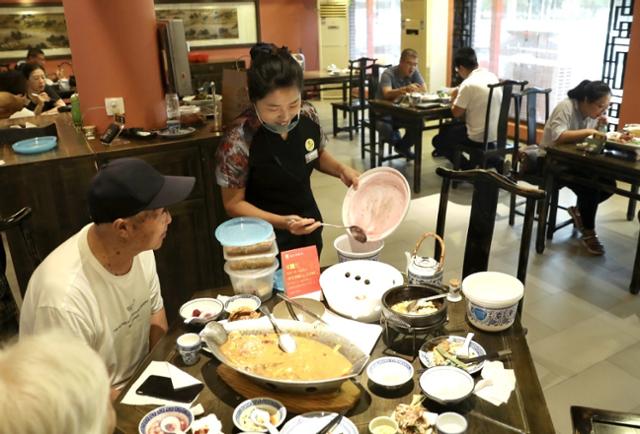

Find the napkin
[[473, 361, 516, 406], [120, 361, 202, 406], [322, 310, 382, 355]]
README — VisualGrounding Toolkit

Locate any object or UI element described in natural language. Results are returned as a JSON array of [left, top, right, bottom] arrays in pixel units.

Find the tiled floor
[[311, 100, 640, 434], [5, 101, 640, 433]]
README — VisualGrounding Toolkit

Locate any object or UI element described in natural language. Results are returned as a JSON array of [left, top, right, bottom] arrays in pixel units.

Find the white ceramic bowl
[[224, 294, 262, 313], [232, 397, 287, 433], [368, 415, 399, 434], [138, 405, 193, 434], [320, 260, 404, 322], [419, 366, 474, 404], [224, 260, 279, 301], [367, 356, 414, 388], [435, 412, 468, 434], [462, 271, 524, 332], [334, 234, 384, 262], [179, 298, 224, 324]]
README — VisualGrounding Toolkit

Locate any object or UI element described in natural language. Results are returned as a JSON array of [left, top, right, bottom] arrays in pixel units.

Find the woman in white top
[[541, 80, 614, 255]]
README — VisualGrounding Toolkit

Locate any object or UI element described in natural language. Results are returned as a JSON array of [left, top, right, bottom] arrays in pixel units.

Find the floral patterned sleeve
[[300, 102, 327, 150], [214, 110, 258, 188]]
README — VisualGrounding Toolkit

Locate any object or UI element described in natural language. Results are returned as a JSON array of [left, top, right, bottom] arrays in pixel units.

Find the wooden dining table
[[367, 99, 452, 193], [115, 286, 554, 434], [303, 70, 357, 101], [535, 142, 640, 294]]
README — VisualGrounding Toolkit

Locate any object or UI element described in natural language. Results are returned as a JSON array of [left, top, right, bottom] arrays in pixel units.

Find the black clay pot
[[382, 284, 448, 328]]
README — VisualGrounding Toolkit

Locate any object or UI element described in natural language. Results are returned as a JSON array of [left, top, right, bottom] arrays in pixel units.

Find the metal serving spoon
[[320, 222, 368, 243], [259, 306, 297, 353], [406, 293, 448, 313]]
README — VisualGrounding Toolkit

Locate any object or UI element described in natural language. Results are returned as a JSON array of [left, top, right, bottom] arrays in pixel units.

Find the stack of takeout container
[[215, 217, 279, 301]]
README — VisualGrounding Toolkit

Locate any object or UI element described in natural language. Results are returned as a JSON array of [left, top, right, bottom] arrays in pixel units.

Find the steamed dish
[[219, 331, 352, 380], [391, 299, 438, 315]]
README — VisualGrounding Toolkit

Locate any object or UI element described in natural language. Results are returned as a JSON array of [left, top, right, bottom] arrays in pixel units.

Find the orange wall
[[198, 0, 320, 70], [1, 0, 320, 72], [619, 1, 640, 127]]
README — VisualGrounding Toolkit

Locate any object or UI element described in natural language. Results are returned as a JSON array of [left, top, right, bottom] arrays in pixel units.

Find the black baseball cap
[[88, 158, 195, 223]]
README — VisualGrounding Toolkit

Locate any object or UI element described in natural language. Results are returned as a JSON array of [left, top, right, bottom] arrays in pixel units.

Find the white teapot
[[405, 232, 445, 286]]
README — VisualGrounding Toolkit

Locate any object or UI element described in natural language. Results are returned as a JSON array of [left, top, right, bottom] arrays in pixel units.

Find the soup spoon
[[259, 306, 297, 353], [320, 222, 368, 243], [250, 408, 280, 434]]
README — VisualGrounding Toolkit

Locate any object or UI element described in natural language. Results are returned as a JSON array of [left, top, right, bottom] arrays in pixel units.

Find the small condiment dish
[[224, 294, 262, 314], [419, 366, 474, 404], [179, 298, 223, 325], [138, 405, 193, 434], [435, 412, 468, 434], [367, 356, 414, 389], [368, 415, 399, 434], [232, 397, 286, 433]]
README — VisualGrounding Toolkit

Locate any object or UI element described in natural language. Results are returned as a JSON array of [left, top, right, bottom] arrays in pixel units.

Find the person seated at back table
[[0, 70, 31, 118], [0, 330, 115, 434], [432, 47, 503, 171], [376, 48, 427, 158], [540, 80, 614, 256], [20, 158, 195, 397], [21, 63, 65, 115]]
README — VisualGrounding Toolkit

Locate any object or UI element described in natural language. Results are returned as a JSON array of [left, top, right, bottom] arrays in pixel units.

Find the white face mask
[[254, 104, 301, 134]]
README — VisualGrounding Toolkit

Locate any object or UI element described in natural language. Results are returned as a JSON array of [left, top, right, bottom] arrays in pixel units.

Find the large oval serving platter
[[203, 319, 369, 393]]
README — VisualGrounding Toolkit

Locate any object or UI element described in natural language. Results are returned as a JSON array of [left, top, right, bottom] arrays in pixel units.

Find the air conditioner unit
[[319, 0, 348, 99]]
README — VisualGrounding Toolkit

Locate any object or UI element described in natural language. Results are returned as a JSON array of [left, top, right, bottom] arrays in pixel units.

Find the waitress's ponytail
[[567, 80, 611, 103]]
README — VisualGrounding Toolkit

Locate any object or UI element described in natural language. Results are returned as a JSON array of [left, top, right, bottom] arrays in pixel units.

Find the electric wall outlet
[[104, 97, 125, 116]]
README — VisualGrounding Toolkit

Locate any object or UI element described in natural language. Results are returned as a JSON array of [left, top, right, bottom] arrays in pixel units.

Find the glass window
[[473, 0, 610, 123], [350, 0, 401, 64]]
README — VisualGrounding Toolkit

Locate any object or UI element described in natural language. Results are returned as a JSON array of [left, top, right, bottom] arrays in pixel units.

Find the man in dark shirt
[[375, 49, 426, 158]]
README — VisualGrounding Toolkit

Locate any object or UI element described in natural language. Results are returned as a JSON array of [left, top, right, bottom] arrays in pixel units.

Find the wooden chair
[[331, 57, 376, 140], [451, 80, 528, 175], [434, 167, 545, 312], [360, 63, 396, 164], [0, 207, 41, 335], [571, 405, 640, 433]]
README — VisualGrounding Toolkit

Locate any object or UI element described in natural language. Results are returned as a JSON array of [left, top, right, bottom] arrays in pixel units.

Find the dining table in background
[[114, 286, 554, 434], [536, 142, 640, 294], [303, 70, 357, 101], [367, 99, 452, 194]]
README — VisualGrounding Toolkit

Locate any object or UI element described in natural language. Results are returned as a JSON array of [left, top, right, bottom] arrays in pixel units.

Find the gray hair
[[0, 330, 112, 434]]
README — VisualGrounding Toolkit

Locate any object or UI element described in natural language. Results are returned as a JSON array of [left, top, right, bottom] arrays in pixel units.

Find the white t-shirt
[[454, 68, 502, 143], [19, 224, 164, 388]]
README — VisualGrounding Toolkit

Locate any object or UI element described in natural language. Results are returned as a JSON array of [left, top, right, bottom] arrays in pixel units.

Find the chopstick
[[276, 293, 329, 326]]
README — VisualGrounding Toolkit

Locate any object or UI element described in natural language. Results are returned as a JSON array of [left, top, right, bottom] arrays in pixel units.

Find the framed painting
[[0, 6, 69, 59], [155, 1, 259, 48]]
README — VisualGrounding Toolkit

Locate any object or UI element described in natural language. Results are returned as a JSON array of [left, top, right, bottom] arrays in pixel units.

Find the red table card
[[281, 245, 321, 298]]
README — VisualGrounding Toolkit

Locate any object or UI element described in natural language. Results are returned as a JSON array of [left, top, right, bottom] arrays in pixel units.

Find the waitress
[[215, 43, 360, 255]]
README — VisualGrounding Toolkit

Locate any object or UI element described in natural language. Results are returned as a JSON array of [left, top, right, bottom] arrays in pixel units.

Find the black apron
[[246, 115, 324, 255]]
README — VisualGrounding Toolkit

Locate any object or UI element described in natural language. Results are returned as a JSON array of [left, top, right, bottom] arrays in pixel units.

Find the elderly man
[[0, 330, 115, 434], [20, 158, 195, 395], [376, 48, 426, 158], [432, 47, 502, 170]]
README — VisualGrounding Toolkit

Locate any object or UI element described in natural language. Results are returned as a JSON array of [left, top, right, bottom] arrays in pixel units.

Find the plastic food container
[[224, 241, 279, 271], [215, 217, 275, 256], [334, 234, 384, 262], [224, 260, 279, 301], [462, 271, 524, 332]]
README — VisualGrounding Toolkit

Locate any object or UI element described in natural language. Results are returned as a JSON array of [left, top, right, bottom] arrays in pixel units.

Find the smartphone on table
[[136, 375, 204, 403]]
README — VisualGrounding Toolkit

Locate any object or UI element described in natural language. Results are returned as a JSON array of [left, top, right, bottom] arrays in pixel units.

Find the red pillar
[[488, 0, 503, 74], [61, 0, 165, 131], [619, 0, 640, 127]]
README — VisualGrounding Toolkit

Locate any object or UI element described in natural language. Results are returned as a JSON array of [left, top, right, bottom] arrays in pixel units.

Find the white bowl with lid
[[462, 271, 524, 332]]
